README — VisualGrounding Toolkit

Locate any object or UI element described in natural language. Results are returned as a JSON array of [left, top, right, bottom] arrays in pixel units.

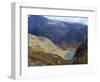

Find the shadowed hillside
[[28, 15, 88, 49], [73, 40, 88, 64]]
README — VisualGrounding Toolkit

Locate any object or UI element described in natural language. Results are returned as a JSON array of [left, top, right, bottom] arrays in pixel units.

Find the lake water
[[64, 51, 75, 60]]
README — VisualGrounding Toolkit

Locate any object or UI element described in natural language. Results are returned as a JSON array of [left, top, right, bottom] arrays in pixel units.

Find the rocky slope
[[72, 40, 88, 64], [28, 51, 66, 66], [28, 34, 65, 58], [28, 34, 88, 66], [28, 34, 68, 66]]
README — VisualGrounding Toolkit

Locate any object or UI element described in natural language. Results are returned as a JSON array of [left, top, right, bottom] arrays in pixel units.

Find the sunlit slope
[[28, 34, 65, 58]]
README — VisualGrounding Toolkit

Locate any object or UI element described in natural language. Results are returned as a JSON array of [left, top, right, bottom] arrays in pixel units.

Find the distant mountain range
[[28, 15, 88, 49]]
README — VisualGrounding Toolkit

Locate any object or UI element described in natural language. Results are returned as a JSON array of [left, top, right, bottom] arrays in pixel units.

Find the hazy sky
[[44, 16, 88, 25]]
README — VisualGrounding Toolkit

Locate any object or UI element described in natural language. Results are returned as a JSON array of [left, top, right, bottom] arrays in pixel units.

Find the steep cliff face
[[73, 40, 88, 64]]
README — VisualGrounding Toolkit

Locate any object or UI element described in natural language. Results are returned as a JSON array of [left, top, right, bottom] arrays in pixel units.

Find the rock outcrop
[[73, 40, 88, 64]]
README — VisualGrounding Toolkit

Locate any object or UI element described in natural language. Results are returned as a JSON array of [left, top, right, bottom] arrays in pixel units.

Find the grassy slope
[[28, 34, 65, 58], [28, 34, 77, 66]]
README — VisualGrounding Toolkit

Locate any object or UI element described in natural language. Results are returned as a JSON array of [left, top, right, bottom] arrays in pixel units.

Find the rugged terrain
[[28, 15, 87, 49], [28, 34, 66, 66], [73, 40, 88, 64], [28, 15, 88, 66]]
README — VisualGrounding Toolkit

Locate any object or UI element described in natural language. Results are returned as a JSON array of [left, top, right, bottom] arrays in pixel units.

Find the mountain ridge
[[28, 15, 87, 49]]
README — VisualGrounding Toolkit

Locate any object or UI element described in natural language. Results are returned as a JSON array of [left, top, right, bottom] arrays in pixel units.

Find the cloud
[[44, 16, 88, 25]]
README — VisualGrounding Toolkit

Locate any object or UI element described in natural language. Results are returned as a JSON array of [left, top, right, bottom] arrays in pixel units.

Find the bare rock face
[[73, 40, 88, 64]]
